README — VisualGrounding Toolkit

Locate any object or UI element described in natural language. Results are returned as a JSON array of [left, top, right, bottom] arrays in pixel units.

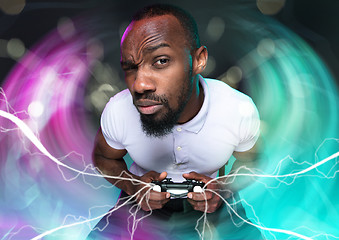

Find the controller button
[[193, 186, 203, 193]]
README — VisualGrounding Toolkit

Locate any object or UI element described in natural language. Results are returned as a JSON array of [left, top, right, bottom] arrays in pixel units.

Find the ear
[[192, 46, 208, 75]]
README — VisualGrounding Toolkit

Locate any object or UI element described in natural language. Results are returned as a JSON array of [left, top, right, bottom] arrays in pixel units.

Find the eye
[[157, 59, 168, 64], [153, 58, 170, 68]]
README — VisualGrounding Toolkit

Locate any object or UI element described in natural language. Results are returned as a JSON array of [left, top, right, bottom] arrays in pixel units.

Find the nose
[[133, 67, 156, 94]]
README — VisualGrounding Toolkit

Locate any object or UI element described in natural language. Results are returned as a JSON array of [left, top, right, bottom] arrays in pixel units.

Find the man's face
[[120, 15, 194, 137]]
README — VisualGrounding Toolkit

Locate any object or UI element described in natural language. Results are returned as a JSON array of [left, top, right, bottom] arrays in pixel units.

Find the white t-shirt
[[101, 76, 260, 181]]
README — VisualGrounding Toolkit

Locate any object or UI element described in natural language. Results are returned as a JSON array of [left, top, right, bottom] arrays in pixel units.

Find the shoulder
[[203, 77, 259, 127], [102, 89, 135, 116], [100, 89, 138, 146], [101, 89, 135, 123], [105, 89, 132, 109]]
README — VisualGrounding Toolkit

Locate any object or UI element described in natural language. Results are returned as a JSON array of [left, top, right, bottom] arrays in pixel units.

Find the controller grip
[[152, 185, 161, 192]]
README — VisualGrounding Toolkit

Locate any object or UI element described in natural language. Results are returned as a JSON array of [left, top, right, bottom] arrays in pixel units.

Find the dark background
[[1, 0, 339, 87]]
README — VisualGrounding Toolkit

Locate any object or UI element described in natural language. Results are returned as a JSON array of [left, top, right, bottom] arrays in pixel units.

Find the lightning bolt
[[0, 108, 338, 240], [0, 109, 145, 185]]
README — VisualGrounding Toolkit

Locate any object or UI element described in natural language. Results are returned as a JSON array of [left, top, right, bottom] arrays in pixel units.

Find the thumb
[[158, 171, 168, 181], [183, 171, 201, 180]]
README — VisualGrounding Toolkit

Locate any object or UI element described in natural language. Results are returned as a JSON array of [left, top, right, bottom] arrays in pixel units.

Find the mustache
[[134, 92, 168, 104]]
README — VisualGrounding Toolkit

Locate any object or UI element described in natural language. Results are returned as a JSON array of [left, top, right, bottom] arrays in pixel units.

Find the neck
[[177, 76, 204, 124]]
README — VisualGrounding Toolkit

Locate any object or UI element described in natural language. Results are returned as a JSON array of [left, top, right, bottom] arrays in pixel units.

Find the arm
[[93, 128, 170, 210], [227, 140, 263, 193], [184, 138, 265, 213], [93, 127, 134, 195]]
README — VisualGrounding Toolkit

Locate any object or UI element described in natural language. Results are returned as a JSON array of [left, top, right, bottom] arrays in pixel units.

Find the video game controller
[[151, 178, 205, 199]]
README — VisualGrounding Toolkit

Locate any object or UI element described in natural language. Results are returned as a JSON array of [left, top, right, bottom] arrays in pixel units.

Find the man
[[87, 4, 263, 240]]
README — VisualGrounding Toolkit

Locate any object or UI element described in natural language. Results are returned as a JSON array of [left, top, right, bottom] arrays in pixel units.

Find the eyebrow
[[143, 43, 170, 53], [120, 60, 137, 69], [120, 43, 170, 68]]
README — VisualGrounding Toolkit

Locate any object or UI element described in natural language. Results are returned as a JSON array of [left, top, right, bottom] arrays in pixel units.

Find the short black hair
[[132, 4, 201, 50]]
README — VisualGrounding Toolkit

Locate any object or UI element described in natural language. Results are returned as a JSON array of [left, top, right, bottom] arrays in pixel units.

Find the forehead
[[120, 15, 187, 56]]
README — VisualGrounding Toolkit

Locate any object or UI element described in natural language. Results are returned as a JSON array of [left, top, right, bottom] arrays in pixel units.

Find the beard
[[135, 80, 192, 138]]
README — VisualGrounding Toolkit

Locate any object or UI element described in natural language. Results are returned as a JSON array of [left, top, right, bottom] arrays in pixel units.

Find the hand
[[134, 171, 170, 211], [183, 171, 227, 213]]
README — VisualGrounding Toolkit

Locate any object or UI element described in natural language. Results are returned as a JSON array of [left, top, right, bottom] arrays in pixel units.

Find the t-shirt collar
[[175, 75, 209, 134]]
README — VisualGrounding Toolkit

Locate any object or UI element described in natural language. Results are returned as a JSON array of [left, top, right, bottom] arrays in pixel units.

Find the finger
[[187, 198, 207, 208], [187, 191, 213, 201], [146, 170, 161, 180], [187, 197, 219, 207], [204, 181, 220, 191], [187, 198, 208, 212], [182, 171, 201, 180], [148, 197, 171, 206], [158, 171, 168, 181], [187, 199, 221, 213], [182, 171, 211, 183], [149, 190, 170, 200], [139, 194, 170, 211], [141, 199, 169, 211]]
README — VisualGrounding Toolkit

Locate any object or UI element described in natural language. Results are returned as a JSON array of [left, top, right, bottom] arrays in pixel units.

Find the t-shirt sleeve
[[234, 99, 260, 152], [100, 98, 125, 150]]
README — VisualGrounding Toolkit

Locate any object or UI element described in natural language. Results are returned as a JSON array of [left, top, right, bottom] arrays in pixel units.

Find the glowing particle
[[90, 83, 117, 111], [257, 38, 275, 58], [98, 83, 116, 92], [223, 66, 243, 85], [7, 38, 25, 59], [0, 0, 26, 15], [87, 38, 104, 61], [28, 101, 44, 118], [206, 17, 225, 42], [92, 62, 119, 83], [256, 0, 286, 15], [90, 90, 109, 111], [0, 39, 8, 57], [57, 17, 76, 40]]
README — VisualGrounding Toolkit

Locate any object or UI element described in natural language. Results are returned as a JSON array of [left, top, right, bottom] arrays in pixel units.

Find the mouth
[[135, 100, 163, 115]]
